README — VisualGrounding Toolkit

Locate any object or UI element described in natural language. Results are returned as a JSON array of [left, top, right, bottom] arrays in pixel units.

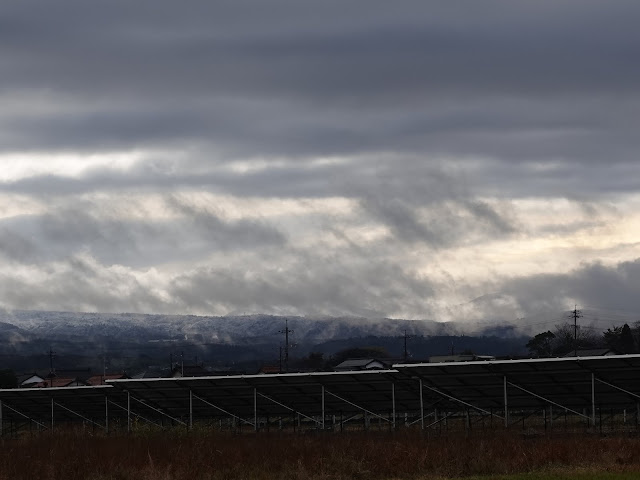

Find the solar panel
[[1, 355, 639, 433]]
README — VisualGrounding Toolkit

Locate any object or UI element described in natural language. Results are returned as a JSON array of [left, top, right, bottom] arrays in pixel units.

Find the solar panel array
[[1, 354, 639, 433]]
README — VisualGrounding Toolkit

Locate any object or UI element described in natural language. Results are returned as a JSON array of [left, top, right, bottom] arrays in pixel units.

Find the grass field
[[1, 429, 640, 479], [452, 474, 640, 480]]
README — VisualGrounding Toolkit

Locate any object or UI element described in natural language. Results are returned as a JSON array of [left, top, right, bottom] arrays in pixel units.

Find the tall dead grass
[[1, 429, 639, 480]]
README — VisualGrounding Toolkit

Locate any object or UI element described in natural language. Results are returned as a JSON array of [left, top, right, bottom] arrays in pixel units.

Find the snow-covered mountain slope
[[0, 309, 467, 346]]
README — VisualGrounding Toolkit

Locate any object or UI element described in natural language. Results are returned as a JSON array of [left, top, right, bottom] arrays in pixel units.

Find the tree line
[[526, 322, 638, 357]]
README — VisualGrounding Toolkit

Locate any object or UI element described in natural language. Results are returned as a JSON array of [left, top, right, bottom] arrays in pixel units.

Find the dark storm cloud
[[1, 1, 640, 170], [359, 195, 516, 247], [482, 259, 640, 320]]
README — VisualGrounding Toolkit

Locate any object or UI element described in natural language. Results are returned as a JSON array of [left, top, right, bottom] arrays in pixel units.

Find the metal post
[[321, 385, 325, 430], [599, 407, 602, 434], [503, 376, 508, 428], [105, 395, 109, 434], [189, 389, 193, 430], [419, 378, 424, 430], [591, 373, 596, 428], [391, 382, 396, 430], [254, 388, 258, 432], [51, 397, 54, 431], [127, 391, 131, 433]]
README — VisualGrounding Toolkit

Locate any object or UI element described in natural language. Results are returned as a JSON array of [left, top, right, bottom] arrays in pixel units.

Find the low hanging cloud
[[0, 197, 286, 268]]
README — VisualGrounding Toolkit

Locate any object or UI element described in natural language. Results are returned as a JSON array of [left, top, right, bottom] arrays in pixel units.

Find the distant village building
[[168, 364, 244, 377], [563, 348, 617, 357], [17, 369, 128, 388], [18, 373, 45, 388], [429, 354, 495, 363], [31, 377, 87, 388], [258, 365, 281, 375], [334, 358, 388, 371], [86, 373, 129, 386], [168, 364, 212, 378]]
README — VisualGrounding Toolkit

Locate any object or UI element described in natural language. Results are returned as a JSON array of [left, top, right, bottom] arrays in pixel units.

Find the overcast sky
[[1, 1, 640, 327]]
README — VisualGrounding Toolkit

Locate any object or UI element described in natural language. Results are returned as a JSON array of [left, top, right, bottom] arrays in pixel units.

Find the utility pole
[[278, 319, 294, 373], [571, 305, 583, 356], [403, 329, 414, 363], [279, 346, 283, 374], [48, 348, 56, 387], [48, 348, 56, 374]]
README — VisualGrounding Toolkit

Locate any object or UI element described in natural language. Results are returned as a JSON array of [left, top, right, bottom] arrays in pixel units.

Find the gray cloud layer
[[1, 1, 639, 322]]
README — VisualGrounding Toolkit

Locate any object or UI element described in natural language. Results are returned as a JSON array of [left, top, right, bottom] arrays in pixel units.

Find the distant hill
[[0, 309, 529, 373]]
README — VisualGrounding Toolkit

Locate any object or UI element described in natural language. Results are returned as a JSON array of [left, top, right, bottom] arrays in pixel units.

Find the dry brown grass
[[1, 429, 640, 480]]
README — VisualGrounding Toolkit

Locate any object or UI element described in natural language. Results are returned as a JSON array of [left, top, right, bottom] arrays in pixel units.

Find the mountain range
[[0, 309, 530, 374]]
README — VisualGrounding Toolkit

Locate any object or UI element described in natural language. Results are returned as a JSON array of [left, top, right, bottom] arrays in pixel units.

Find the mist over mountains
[[0, 310, 529, 374]]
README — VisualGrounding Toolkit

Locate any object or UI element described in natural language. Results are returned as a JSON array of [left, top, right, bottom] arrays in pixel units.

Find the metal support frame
[[254, 391, 321, 426], [591, 373, 596, 427], [254, 388, 257, 431], [338, 413, 359, 426], [506, 380, 591, 420], [421, 381, 504, 420], [190, 392, 254, 427], [405, 390, 440, 429], [189, 389, 193, 430], [324, 389, 391, 424], [1, 403, 48, 430], [406, 408, 454, 429], [425, 410, 455, 429], [391, 382, 396, 429], [419, 379, 424, 429], [108, 398, 159, 428], [129, 394, 187, 426], [504, 376, 508, 428], [321, 385, 325, 430], [595, 376, 640, 401], [53, 401, 106, 430]]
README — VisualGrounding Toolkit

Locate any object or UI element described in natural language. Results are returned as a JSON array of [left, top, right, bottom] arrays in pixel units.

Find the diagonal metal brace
[[54, 401, 105, 429], [255, 391, 321, 425], [506, 381, 591, 420], [324, 389, 391, 423], [2, 403, 48, 429], [191, 393, 254, 427], [421, 383, 504, 419], [129, 396, 187, 426], [107, 399, 160, 427], [595, 377, 640, 401]]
